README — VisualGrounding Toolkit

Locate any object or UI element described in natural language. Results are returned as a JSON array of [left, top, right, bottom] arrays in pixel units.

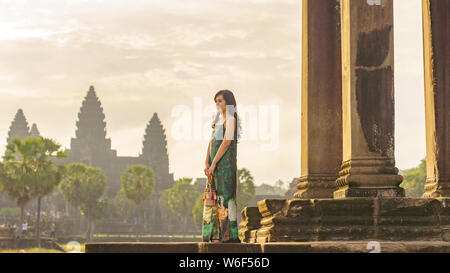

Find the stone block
[[240, 197, 450, 242]]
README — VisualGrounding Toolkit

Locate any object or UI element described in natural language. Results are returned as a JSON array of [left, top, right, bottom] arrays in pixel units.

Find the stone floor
[[85, 241, 450, 253]]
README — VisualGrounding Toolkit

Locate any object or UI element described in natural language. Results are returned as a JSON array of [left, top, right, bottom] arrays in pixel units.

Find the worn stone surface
[[335, 0, 404, 199], [85, 242, 200, 253], [85, 241, 450, 253], [198, 243, 261, 253], [422, 0, 450, 198], [239, 207, 262, 243], [239, 198, 450, 243], [296, 0, 342, 199], [305, 241, 450, 253]]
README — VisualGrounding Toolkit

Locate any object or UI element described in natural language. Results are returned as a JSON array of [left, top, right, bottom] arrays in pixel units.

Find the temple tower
[[66, 86, 117, 197], [29, 123, 41, 138], [7, 109, 30, 144], [70, 86, 115, 167], [141, 112, 173, 192], [139, 113, 174, 232]]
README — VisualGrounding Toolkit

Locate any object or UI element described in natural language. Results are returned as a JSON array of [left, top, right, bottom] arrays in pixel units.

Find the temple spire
[[87, 85, 96, 96], [75, 85, 108, 142], [69, 86, 112, 165], [141, 112, 169, 174], [7, 109, 30, 144], [29, 123, 41, 138]]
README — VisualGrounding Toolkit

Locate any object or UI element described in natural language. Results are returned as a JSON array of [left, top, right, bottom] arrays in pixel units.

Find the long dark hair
[[212, 89, 242, 143]]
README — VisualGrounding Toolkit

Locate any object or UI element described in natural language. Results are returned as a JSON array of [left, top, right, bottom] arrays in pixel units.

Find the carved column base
[[239, 198, 450, 243], [334, 158, 405, 199], [334, 187, 405, 199], [294, 175, 337, 199], [423, 178, 450, 198]]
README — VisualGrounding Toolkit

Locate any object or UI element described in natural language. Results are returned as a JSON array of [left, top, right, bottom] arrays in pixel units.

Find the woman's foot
[[211, 239, 220, 243]]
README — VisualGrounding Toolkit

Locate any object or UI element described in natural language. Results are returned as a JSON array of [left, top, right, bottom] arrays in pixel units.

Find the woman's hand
[[204, 162, 211, 177], [207, 162, 216, 178]]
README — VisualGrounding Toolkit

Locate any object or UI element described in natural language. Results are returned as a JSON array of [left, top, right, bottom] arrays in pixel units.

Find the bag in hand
[[203, 175, 217, 207]]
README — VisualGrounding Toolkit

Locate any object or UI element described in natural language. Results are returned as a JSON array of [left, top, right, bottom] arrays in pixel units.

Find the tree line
[[0, 136, 257, 247]]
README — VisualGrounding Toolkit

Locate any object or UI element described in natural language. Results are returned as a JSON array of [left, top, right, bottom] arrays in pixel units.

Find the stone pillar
[[334, 0, 404, 199], [422, 0, 449, 198], [295, 0, 342, 199]]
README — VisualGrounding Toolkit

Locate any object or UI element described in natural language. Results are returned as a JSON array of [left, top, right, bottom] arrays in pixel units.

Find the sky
[[0, 0, 426, 187]]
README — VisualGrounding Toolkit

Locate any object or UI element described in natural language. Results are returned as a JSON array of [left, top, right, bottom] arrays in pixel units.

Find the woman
[[202, 89, 241, 243]]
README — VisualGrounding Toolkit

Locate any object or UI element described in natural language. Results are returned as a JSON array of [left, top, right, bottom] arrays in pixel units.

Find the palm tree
[[0, 137, 38, 238], [59, 163, 108, 241], [167, 178, 201, 231], [30, 138, 66, 247], [120, 164, 155, 240], [0, 137, 66, 247]]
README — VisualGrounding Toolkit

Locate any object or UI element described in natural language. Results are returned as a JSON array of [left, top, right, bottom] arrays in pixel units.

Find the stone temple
[[238, 0, 450, 245], [62, 86, 174, 197], [4, 86, 175, 230], [91, 0, 450, 253], [63, 86, 174, 229]]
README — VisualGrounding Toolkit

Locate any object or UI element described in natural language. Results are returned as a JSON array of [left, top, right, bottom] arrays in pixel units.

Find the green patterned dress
[[202, 118, 239, 243]]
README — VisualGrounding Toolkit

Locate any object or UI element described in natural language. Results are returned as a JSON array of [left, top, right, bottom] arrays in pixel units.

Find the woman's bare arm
[[205, 140, 211, 165]]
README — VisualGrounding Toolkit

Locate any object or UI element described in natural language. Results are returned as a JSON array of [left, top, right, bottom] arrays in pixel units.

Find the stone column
[[422, 0, 449, 198], [334, 0, 404, 199], [295, 0, 342, 199]]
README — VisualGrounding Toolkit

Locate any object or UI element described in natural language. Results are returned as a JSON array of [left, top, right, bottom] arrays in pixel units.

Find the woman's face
[[215, 94, 226, 112]]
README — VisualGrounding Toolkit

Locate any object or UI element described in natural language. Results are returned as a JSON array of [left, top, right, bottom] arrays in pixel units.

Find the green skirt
[[202, 124, 239, 243]]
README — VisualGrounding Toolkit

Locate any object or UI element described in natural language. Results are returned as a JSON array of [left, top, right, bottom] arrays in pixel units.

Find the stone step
[[85, 241, 450, 253]]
